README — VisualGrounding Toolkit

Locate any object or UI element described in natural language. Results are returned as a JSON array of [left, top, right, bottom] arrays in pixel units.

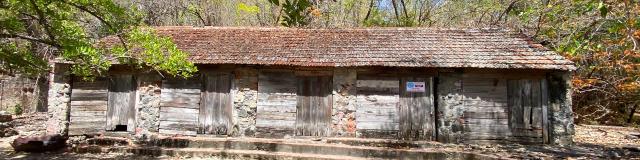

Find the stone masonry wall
[[135, 73, 162, 137], [548, 72, 575, 146], [436, 71, 464, 143], [331, 69, 357, 136], [46, 63, 71, 135], [232, 68, 258, 137]]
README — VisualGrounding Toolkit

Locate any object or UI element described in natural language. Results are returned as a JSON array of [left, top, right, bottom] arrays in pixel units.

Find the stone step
[[73, 145, 367, 160], [81, 137, 498, 159], [324, 137, 441, 148]]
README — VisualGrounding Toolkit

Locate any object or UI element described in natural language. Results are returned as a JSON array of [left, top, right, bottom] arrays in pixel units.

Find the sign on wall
[[406, 82, 426, 92]]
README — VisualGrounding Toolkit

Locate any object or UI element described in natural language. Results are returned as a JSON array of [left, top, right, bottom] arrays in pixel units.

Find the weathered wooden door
[[199, 72, 233, 135], [106, 74, 136, 132], [399, 76, 434, 140], [507, 79, 547, 144], [295, 75, 332, 136]]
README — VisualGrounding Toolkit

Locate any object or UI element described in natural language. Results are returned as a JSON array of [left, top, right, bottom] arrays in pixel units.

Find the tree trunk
[[400, 0, 409, 20], [628, 104, 638, 124], [36, 74, 48, 112], [363, 0, 375, 23], [391, 0, 401, 25]]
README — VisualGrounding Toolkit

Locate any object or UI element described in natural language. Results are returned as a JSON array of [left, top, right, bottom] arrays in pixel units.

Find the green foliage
[[125, 27, 198, 78], [237, 3, 261, 14], [269, 0, 312, 27], [0, 0, 197, 79], [363, 7, 390, 27], [509, 0, 639, 125], [11, 104, 22, 115]]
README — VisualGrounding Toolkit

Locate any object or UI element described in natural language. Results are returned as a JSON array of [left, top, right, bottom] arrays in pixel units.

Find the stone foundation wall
[[135, 73, 162, 137], [548, 72, 575, 146], [46, 64, 71, 135], [232, 68, 258, 137], [331, 69, 357, 136], [436, 71, 464, 143]]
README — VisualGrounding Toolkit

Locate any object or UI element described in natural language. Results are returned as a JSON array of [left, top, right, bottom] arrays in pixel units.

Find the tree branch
[[0, 33, 61, 48], [28, 0, 57, 43], [494, 0, 518, 25], [63, 1, 129, 51], [363, 0, 374, 23]]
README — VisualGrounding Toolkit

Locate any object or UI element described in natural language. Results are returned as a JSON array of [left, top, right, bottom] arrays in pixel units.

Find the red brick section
[[103, 26, 575, 70]]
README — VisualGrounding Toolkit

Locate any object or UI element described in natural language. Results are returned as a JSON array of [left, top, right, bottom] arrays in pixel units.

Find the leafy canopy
[[0, 0, 197, 79]]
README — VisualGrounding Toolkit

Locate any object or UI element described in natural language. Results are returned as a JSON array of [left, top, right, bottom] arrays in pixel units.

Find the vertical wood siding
[[69, 77, 108, 135], [507, 79, 545, 143], [106, 75, 136, 132], [295, 75, 332, 136], [158, 77, 201, 135], [199, 72, 233, 135], [461, 74, 510, 142], [256, 71, 297, 137], [399, 76, 434, 140], [355, 75, 400, 138]]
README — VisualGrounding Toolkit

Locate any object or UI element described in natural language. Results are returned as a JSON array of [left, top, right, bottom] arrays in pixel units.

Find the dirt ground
[[0, 113, 638, 159]]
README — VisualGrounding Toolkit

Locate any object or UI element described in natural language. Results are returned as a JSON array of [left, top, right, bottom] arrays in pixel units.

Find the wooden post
[[0, 80, 4, 111], [541, 79, 549, 144]]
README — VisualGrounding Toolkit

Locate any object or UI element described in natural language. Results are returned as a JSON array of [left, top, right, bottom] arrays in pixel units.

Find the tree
[[507, 0, 639, 125], [0, 0, 197, 79]]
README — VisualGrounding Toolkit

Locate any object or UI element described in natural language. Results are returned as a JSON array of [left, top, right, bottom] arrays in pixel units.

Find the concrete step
[[73, 145, 367, 160], [324, 137, 441, 148], [80, 137, 499, 159]]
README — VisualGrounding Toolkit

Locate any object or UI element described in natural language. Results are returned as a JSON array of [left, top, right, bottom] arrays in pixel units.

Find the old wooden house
[[47, 27, 575, 145]]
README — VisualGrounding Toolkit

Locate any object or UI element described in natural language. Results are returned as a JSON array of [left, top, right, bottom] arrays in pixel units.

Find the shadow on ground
[[0, 150, 159, 160]]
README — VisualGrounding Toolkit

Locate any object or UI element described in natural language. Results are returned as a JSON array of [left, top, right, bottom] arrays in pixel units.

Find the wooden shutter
[[106, 75, 136, 132], [199, 72, 233, 135]]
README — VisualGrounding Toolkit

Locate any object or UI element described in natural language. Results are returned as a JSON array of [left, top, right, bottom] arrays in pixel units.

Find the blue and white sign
[[406, 82, 426, 92]]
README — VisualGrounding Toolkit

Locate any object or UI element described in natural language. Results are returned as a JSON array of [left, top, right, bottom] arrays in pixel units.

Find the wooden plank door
[[106, 74, 136, 132], [295, 75, 332, 136], [399, 76, 434, 140], [199, 72, 233, 135], [507, 79, 544, 144]]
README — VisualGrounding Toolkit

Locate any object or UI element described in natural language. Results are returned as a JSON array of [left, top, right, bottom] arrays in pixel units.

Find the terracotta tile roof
[[107, 26, 576, 70]]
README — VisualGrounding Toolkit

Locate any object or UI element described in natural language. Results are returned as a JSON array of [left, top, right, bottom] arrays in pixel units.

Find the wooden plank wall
[[106, 75, 136, 131], [199, 72, 233, 135], [256, 71, 298, 137], [295, 75, 332, 136], [461, 73, 510, 142], [462, 72, 546, 144], [158, 77, 201, 135], [355, 75, 400, 138], [69, 77, 109, 135], [507, 79, 544, 144], [398, 76, 434, 140]]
